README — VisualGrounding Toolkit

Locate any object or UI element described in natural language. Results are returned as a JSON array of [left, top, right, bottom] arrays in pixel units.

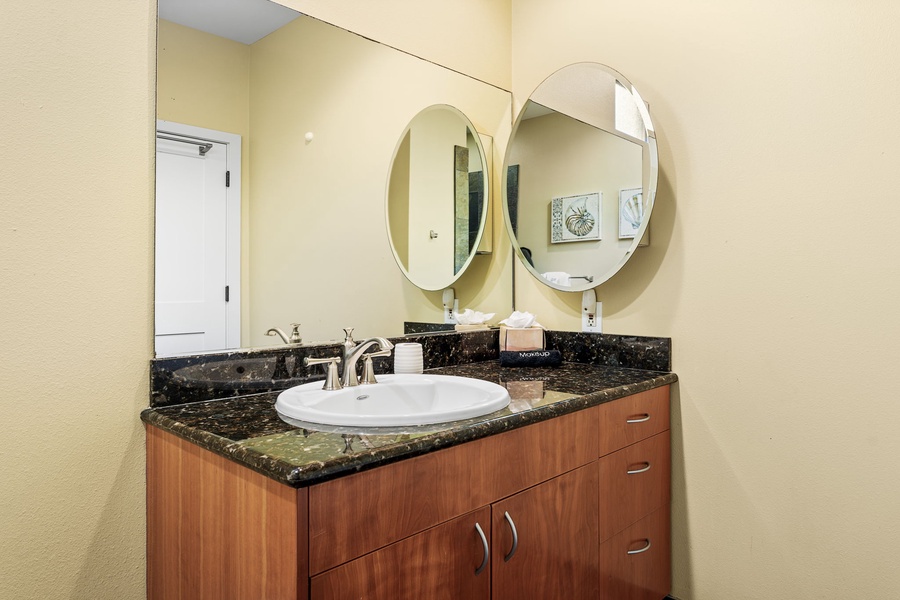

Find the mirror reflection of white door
[[155, 122, 241, 356]]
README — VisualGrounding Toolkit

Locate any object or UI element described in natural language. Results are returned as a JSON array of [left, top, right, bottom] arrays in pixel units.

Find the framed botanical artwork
[[550, 192, 601, 243], [618, 188, 643, 239]]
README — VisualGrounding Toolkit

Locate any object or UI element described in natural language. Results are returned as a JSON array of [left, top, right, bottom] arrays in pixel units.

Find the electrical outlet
[[444, 299, 459, 324], [581, 301, 602, 333]]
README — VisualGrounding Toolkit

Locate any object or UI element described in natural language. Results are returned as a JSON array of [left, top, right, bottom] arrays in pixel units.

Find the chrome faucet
[[266, 323, 302, 345], [340, 327, 394, 387]]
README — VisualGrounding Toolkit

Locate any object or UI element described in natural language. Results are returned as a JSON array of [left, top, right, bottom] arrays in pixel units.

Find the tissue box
[[499, 326, 545, 351], [455, 324, 490, 332]]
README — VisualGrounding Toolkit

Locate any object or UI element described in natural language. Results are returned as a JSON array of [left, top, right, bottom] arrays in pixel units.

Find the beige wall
[[278, 0, 511, 90], [156, 20, 253, 345], [513, 0, 900, 597], [406, 108, 467, 290], [388, 132, 411, 268], [247, 16, 511, 344], [0, 1, 155, 599]]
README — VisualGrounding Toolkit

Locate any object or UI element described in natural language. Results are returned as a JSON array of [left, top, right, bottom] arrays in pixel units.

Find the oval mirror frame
[[386, 104, 490, 291], [502, 62, 658, 293]]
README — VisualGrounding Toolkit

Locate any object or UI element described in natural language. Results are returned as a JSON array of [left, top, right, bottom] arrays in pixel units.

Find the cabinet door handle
[[626, 413, 651, 424], [503, 511, 519, 562], [627, 462, 651, 475], [627, 539, 652, 555], [474, 522, 489, 575]]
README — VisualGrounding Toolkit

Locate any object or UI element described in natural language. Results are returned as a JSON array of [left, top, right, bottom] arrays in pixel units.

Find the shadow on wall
[[592, 129, 680, 318], [668, 380, 693, 599], [71, 417, 146, 599]]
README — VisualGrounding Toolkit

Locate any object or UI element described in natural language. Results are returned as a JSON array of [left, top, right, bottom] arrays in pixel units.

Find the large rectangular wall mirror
[[154, 0, 511, 356]]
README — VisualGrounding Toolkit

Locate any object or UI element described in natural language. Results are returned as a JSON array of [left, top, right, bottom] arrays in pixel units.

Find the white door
[[155, 123, 240, 356]]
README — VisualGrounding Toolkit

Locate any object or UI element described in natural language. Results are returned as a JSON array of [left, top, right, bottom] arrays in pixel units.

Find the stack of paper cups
[[394, 342, 424, 374]]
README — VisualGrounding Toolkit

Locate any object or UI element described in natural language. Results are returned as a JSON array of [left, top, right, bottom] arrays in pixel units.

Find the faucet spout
[[266, 323, 302, 345], [341, 335, 394, 388], [266, 327, 290, 344]]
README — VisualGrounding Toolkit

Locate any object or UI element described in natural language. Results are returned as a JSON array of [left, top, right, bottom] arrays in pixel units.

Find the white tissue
[[455, 308, 495, 325], [541, 271, 571, 286], [499, 310, 543, 329]]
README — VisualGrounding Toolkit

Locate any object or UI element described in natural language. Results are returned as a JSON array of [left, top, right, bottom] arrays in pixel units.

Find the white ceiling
[[158, 0, 301, 45]]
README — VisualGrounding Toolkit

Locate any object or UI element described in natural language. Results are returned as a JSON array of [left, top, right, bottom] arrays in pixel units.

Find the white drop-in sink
[[275, 374, 510, 428]]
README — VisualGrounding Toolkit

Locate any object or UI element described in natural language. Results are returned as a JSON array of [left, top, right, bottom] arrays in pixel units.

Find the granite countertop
[[141, 360, 677, 488]]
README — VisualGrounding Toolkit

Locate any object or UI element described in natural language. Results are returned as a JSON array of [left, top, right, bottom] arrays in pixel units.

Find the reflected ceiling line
[[158, 0, 512, 94]]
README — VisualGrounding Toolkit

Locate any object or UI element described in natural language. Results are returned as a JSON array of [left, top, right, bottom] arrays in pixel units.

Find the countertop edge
[[141, 371, 677, 488]]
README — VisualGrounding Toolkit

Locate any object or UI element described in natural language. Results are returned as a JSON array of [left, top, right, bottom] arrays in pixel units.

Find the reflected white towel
[[541, 271, 571, 286], [456, 308, 495, 325]]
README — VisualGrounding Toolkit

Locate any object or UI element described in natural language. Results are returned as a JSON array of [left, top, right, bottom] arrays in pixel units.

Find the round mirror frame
[[385, 104, 490, 292], [502, 62, 659, 293]]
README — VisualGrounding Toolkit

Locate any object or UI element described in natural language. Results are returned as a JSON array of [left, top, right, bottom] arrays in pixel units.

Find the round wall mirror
[[386, 105, 489, 291], [503, 62, 658, 292]]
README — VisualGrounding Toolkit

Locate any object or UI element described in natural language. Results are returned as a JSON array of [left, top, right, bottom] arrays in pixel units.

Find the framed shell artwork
[[550, 192, 601, 243], [618, 188, 643, 239]]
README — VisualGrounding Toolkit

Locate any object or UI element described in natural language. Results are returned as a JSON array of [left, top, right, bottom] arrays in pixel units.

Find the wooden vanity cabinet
[[146, 426, 307, 600], [306, 407, 598, 600], [597, 385, 671, 599], [146, 385, 671, 600], [311, 464, 599, 600]]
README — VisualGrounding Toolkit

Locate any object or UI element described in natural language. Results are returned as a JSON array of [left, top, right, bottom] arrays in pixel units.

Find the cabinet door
[[491, 464, 599, 600], [599, 505, 670, 600], [310, 507, 491, 600]]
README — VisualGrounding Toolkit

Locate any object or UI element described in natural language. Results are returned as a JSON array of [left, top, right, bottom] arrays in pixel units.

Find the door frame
[[155, 119, 242, 351]]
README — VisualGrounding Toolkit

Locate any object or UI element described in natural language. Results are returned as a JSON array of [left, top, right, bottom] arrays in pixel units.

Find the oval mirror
[[503, 62, 658, 292], [386, 105, 489, 291]]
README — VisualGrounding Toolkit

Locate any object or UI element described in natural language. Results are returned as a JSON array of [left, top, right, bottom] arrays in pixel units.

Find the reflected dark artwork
[[507, 164, 519, 235], [468, 170, 484, 252]]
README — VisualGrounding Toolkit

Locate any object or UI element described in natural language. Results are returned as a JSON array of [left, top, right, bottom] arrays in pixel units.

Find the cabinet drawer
[[599, 505, 671, 600], [308, 407, 598, 574], [310, 507, 491, 600], [597, 385, 669, 456], [599, 431, 670, 542]]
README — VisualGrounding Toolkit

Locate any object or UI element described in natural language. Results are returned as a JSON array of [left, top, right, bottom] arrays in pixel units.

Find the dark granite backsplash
[[151, 329, 500, 407], [545, 331, 671, 372], [403, 321, 456, 335], [150, 329, 670, 407]]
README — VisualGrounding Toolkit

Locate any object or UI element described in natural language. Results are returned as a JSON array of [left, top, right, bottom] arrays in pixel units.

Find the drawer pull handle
[[503, 511, 519, 562], [627, 462, 651, 475], [626, 414, 651, 424], [474, 522, 489, 575], [627, 539, 652, 555]]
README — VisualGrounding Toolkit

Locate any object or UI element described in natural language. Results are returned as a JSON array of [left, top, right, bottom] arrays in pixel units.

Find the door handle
[[474, 522, 489, 575], [503, 511, 519, 562]]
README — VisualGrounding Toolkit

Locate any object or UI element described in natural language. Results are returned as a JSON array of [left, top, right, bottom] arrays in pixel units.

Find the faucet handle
[[359, 348, 391, 385], [304, 356, 342, 391], [342, 327, 355, 343], [289, 323, 302, 344], [360, 348, 392, 385]]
